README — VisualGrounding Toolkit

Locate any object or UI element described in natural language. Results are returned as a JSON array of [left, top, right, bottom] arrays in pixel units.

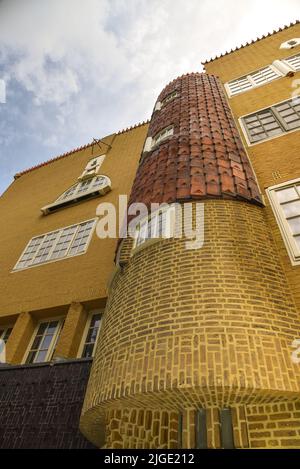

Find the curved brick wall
[[129, 73, 262, 208]]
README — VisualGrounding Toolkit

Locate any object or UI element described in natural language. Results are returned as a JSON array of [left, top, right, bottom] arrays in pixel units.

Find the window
[[79, 311, 102, 358], [195, 409, 207, 449], [152, 126, 174, 148], [161, 90, 178, 106], [24, 320, 63, 364], [14, 219, 96, 271], [134, 206, 175, 249], [0, 327, 12, 344], [220, 408, 235, 449], [41, 175, 111, 214], [267, 178, 300, 265], [280, 38, 300, 50], [283, 52, 300, 71], [226, 65, 281, 96], [241, 98, 300, 144], [79, 155, 105, 180]]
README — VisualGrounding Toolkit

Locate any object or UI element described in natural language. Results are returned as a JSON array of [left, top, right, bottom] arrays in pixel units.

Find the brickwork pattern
[[0, 360, 95, 448]]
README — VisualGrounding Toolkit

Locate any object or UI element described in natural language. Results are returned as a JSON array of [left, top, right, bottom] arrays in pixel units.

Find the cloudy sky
[[0, 0, 299, 195]]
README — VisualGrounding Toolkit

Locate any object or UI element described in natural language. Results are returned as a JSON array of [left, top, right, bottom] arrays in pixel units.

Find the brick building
[[1, 21, 300, 449]]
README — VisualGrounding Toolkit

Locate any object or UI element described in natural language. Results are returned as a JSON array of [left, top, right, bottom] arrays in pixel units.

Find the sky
[[0, 0, 299, 195]]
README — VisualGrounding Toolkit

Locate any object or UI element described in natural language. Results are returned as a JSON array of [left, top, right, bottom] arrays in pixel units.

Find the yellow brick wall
[[0, 124, 148, 320], [80, 200, 300, 447]]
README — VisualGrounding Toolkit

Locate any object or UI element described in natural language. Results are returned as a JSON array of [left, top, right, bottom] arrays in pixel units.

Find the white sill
[[11, 249, 88, 273]]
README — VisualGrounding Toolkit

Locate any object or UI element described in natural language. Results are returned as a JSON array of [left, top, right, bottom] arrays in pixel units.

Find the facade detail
[[1, 21, 300, 449]]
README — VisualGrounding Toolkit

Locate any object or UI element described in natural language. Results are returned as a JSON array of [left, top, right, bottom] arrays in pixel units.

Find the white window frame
[[239, 97, 300, 146], [266, 178, 300, 265], [152, 125, 174, 149], [282, 52, 300, 72], [132, 205, 176, 253], [77, 310, 103, 358], [225, 64, 282, 97], [22, 317, 64, 364], [280, 38, 300, 50], [41, 175, 111, 214], [13, 218, 97, 272], [79, 155, 105, 180], [0, 326, 13, 343]]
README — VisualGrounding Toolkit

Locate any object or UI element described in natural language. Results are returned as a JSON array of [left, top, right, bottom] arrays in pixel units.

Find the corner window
[[79, 311, 102, 358], [24, 320, 63, 364], [41, 175, 111, 214], [0, 327, 12, 344], [240, 98, 300, 144], [267, 178, 300, 265], [14, 219, 96, 271]]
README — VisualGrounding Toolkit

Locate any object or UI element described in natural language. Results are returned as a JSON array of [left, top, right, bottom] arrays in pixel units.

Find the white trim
[[13, 218, 97, 272], [226, 64, 282, 98], [266, 178, 300, 266], [238, 96, 300, 146], [41, 175, 111, 215], [78, 155, 106, 181], [77, 310, 103, 358], [22, 317, 64, 364]]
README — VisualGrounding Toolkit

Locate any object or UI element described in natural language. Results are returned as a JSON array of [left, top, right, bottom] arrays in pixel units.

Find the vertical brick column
[[54, 302, 88, 359], [6, 311, 36, 364]]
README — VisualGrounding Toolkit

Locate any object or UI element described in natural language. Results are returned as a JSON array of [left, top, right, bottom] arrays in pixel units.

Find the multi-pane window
[[25, 320, 63, 364], [267, 179, 300, 264], [226, 65, 281, 96], [14, 219, 96, 270], [152, 126, 174, 148], [241, 98, 300, 144], [161, 90, 178, 106], [283, 52, 300, 71], [134, 207, 175, 249], [0, 327, 12, 344], [80, 312, 102, 358]]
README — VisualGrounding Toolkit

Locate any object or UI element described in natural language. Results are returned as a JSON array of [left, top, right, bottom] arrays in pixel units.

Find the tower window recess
[[226, 65, 282, 96], [41, 175, 111, 215], [14, 219, 96, 271], [220, 408, 235, 449], [240, 98, 300, 144], [161, 90, 178, 106], [24, 319, 63, 364], [267, 178, 300, 265], [133, 205, 175, 250], [283, 52, 300, 71], [78, 311, 102, 358], [0, 327, 12, 344], [195, 409, 208, 449]]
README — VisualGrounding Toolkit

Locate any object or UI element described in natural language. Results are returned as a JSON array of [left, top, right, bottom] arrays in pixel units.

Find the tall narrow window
[[195, 409, 207, 449], [80, 312, 102, 358], [267, 178, 300, 264], [0, 327, 12, 344], [25, 320, 63, 364], [14, 219, 96, 271], [220, 408, 235, 449]]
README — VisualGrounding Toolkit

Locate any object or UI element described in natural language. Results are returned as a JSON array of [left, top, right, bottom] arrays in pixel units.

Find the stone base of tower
[[100, 401, 300, 449]]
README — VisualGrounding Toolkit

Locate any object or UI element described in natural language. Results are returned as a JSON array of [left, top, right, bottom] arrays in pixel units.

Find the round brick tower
[[80, 73, 300, 448]]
